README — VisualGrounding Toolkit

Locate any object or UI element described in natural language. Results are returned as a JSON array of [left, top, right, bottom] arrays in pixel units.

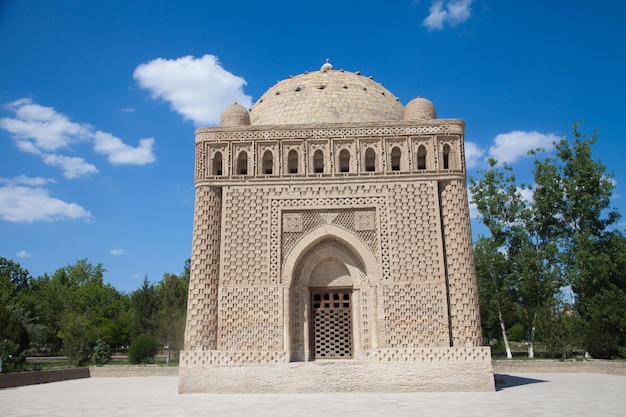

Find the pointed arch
[[237, 151, 248, 175], [282, 224, 380, 288], [364, 148, 376, 172], [313, 149, 324, 173], [417, 145, 427, 170], [390, 146, 401, 171], [442, 144, 451, 170], [263, 150, 273, 175], [288, 149, 299, 174], [339, 149, 350, 173], [212, 151, 223, 176]]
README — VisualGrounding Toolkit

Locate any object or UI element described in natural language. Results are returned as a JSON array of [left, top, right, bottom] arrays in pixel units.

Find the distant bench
[[0, 368, 90, 389]]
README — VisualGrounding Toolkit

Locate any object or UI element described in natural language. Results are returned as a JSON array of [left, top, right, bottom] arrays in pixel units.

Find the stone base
[[178, 347, 494, 393]]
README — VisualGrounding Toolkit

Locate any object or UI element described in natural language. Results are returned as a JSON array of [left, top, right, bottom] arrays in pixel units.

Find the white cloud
[[133, 54, 253, 126], [1, 175, 57, 187], [518, 186, 534, 203], [489, 131, 558, 164], [93, 131, 155, 165], [467, 189, 479, 219], [17, 250, 32, 258], [110, 248, 130, 256], [464, 141, 485, 169], [423, 0, 473, 31], [0, 180, 92, 222], [0, 98, 156, 177], [42, 154, 99, 179], [0, 98, 91, 152]]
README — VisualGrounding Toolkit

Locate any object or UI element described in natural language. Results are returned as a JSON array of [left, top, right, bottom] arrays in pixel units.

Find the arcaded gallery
[[179, 60, 494, 393]]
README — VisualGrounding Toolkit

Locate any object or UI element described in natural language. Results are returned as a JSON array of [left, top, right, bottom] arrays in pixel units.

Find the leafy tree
[[58, 311, 93, 366], [537, 300, 583, 359], [470, 159, 528, 358], [156, 273, 188, 362], [533, 123, 624, 357], [130, 276, 159, 339], [0, 305, 29, 372], [0, 257, 31, 306]]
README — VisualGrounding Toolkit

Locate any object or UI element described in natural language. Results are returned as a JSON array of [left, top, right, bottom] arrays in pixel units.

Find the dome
[[220, 103, 250, 126], [404, 96, 436, 120], [249, 61, 404, 125]]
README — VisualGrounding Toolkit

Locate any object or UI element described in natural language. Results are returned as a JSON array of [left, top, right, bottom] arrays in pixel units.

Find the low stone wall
[[0, 368, 90, 389], [89, 365, 179, 377], [493, 360, 626, 376]]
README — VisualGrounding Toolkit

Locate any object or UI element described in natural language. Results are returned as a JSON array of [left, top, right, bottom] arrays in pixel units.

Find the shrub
[[93, 339, 112, 366], [128, 335, 158, 364]]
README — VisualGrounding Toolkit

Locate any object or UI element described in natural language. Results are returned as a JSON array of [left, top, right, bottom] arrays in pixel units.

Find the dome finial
[[321, 58, 333, 72]]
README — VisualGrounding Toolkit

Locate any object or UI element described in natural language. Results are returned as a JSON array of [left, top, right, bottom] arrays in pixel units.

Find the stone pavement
[[1, 373, 624, 416]]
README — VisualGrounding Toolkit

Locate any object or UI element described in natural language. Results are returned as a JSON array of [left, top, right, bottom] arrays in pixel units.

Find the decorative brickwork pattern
[[360, 347, 491, 363], [281, 208, 379, 266], [221, 187, 273, 285], [292, 238, 367, 286], [385, 181, 443, 282], [312, 290, 353, 358], [180, 350, 289, 368], [380, 282, 450, 348], [217, 286, 283, 351], [184, 186, 221, 349], [439, 180, 482, 346]]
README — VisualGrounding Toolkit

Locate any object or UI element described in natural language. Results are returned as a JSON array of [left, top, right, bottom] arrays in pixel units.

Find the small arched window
[[442, 144, 451, 170], [288, 149, 299, 174], [339, 149, 350, 173], [391, 146, 401, 171], [365, 148, 376, 172], [263, 150, 273, 175], [213, 151, 223, 176], [313, 150, 324, 173], [237, 151, 248, 175], [417, 145, 427, 170]]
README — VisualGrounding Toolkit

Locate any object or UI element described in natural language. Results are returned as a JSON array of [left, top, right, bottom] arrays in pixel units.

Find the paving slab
[[1, 373, 624, 417]]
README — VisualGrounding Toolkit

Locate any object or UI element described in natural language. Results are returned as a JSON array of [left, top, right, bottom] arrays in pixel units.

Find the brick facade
[[179, 62, 494, 392]]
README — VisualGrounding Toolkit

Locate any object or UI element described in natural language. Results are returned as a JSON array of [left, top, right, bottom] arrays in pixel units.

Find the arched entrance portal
[[283, 227, 379, 362]]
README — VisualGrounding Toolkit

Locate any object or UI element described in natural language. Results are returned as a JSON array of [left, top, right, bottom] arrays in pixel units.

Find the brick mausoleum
[[178, 60, 494, 393]]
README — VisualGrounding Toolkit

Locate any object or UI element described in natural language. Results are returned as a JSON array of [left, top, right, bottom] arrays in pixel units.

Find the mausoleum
[[179, 60, 494, 393]]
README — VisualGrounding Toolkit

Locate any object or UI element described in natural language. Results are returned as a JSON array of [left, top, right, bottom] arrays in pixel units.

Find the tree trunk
[[528, 312, 537, 359], [498, 307, 513, 359]]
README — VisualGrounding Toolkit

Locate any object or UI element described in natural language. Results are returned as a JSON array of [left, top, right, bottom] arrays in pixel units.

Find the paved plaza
[[1, 372, 625, 416]]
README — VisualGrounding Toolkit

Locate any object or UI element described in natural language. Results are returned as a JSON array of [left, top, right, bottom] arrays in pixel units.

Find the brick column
[[439, 179, 482, 347], [184, 185, 221, 349]]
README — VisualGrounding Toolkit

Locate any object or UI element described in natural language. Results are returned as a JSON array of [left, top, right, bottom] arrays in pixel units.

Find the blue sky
[[1, 1, 625, 293]]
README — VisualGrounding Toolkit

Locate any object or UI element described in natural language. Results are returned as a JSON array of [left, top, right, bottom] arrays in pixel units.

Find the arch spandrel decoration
[[282, 225, 380, 288]]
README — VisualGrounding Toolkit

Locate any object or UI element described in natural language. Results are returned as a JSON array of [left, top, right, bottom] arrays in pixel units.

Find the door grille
[[312, 290, 352, 359]]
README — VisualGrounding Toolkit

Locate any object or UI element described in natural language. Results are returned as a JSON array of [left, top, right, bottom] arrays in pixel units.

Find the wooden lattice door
[[311, 289, 353, 359]]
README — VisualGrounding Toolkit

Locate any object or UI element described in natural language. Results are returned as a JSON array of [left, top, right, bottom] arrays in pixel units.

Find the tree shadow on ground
[[495, 374, 547, 391]]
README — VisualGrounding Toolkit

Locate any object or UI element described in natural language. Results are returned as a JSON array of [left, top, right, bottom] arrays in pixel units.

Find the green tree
[[470, 159, 528, 358], [156, 273, 188, 362], [535, 123, 624, 357], [130, 276, 159, 339], [46, 259, 130, 364], [0, 305, 29, 372], [473, 236, 519, 357]]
